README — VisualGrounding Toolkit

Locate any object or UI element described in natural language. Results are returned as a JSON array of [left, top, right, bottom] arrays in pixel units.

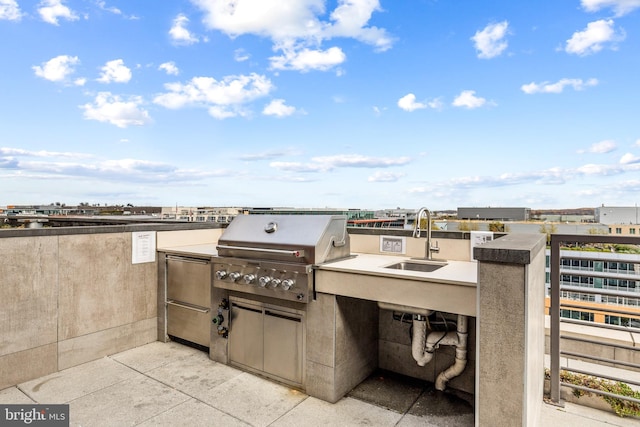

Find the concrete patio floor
[[0, 341, 636, 426]]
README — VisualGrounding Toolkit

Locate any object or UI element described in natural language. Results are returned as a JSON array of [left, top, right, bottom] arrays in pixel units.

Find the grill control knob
[[228, 272, 241, 282], [215, 270, 227, 280], [243, 274, 256, 285], [281, 278, 295, 291], [258, 276, 271, 287], [270, 278, 281, 288]]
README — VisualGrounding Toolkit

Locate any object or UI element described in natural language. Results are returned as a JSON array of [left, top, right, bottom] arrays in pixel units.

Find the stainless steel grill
[[212, 214, 351, 388], [213, 214, 350, 303]]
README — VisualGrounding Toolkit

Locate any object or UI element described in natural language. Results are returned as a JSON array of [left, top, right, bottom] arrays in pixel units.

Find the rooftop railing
[[549, 233, 640, 409]]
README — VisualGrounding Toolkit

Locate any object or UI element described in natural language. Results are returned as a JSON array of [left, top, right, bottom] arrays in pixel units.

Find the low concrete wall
[[0, 224, 220, 390], [475, 233, 546, 427]]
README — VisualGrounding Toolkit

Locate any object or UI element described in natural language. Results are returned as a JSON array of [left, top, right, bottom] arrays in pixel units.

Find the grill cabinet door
[[263, 309, 303, 385], [229, 301, 264, 372]]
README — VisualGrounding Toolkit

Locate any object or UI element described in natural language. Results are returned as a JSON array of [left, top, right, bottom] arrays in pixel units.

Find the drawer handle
[[167, 300, 210, 313], [265, 310, 301, 322], [231, 303, 262, 314], [216, 245, 305, 258], [167, 255, 210, 264]]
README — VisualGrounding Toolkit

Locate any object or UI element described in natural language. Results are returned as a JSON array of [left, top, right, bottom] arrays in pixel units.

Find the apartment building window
[[603, 278, 638, 292], [605, 315, 640, 328], [562, 258, 594, 271], [631, 228, 636, 234], [616, 228, 622, 234], [561, 291, 595, 302], [561, 274, 594, 287], [604, 261, 636, 274], [560, 309, 594, 322]]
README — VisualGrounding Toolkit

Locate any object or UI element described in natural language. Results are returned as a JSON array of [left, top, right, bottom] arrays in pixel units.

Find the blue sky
[[1, 0, 639, 210]]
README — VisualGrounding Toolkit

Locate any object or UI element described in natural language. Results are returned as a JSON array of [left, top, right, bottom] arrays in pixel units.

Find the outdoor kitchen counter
[[314, 253, 477, 316]]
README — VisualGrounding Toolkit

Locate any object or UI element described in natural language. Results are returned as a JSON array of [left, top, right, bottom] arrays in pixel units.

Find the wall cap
[[474, 233, 546, 265]]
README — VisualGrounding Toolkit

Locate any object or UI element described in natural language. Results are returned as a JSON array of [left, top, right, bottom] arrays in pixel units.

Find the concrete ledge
[[0, 222, 224, 239], [58, 318, 157, 370], [0, 344, 57, 390], [474, 233, 545, 265]]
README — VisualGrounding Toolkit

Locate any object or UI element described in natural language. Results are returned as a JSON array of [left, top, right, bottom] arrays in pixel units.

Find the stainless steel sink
[[385, 261, 446, 273]]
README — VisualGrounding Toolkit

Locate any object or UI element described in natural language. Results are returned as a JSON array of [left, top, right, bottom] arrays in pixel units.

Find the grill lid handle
[[215, 244, 305, 258]]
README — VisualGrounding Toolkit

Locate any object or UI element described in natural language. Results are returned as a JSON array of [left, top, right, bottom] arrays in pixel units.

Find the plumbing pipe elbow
[[434, 315, 469, 391], [435, 357, 468, 391], [411, 318, 435, 366]]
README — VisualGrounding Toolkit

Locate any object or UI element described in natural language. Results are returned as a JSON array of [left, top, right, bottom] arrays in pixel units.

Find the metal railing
[[549, 233, 640, 405]]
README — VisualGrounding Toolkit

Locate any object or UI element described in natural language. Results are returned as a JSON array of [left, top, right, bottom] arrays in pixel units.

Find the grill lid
[[216, 214, 350, 264]]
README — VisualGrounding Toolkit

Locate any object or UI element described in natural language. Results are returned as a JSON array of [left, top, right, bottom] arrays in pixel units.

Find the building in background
[[595, 205, 640, 225], [545, 248, 640, 327], [457, 207, 531, 221], [160, 207, 242, 222]]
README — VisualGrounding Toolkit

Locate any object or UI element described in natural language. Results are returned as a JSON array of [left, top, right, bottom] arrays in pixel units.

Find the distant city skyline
[[1, 1, 640, 209]]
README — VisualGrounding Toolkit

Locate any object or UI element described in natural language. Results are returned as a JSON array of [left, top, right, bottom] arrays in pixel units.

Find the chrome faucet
[[413, 207, 439, 260]]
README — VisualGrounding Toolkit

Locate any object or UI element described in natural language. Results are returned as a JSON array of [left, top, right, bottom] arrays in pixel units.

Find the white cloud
[[81, 92, 151, 128], [208, 106, 245, 119], [0, 0, 22, 21], [0, 147, 92, 158], [620, 153, 640, 164], [96, 1, 138, 20], [585, 140, 617, 154], [97, 59, 132, 83], [581, 0, 640, 16], [192, 0, 393, 72], [239, 148, 300, 161], [270, 154, 411, 173], [565, 19, 625, 56], [397, 94, 426, 112], [0, 146, 240, 183], [169, 13, 200, 45], [96, 1, 121, 15], [452, 90, 487, 109], [397, 94, 442, 112], [407, 159, 640, 197], [234, 49, 250, 62], [521, 78, 599, 94], [38, 0, 78, 25], [159, 61, 179, 76], [153, 73, 274, 119], [427, 98, 444, 109], [368, 171, 405, 182], [323, 0, 394, 52], [32, 55, 79, 82], [263, 99, 296, 117], [270, 46, 346, 72], [471, 21, 509, 59], [635, 139, 640, 147], [576, 163, 621, 175]]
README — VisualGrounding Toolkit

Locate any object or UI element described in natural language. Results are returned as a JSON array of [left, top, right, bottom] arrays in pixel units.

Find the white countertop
[[316, 253, 477, 287]]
